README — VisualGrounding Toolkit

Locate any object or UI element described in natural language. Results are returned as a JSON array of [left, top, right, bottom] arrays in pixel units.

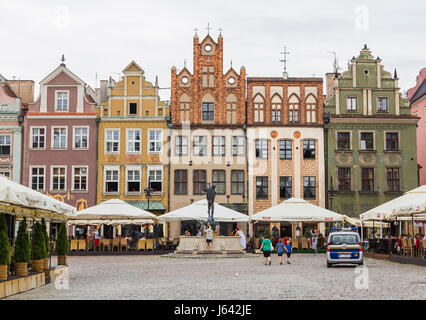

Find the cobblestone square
[[5, 254, 425, 300]]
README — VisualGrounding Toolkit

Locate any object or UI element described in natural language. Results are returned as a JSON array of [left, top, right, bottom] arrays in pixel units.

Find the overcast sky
[[1, 0, 425, 100]]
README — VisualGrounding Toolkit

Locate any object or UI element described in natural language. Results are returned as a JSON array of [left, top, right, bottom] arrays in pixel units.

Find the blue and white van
[[327, 228, 363, 268]]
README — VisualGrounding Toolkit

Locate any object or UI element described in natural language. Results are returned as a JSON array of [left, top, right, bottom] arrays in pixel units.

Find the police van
[[327, 228, 363, 268]]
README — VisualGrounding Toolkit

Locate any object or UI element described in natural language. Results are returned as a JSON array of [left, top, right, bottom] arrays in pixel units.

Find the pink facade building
[[408, 68, 426, 185], [22, 60, 98, 211]]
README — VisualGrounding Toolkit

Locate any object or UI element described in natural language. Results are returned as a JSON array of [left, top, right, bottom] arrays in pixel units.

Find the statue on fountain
[[206, 184, 216, 221]]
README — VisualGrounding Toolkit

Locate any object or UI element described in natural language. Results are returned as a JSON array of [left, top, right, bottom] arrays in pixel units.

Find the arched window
[[271, 94, 282, 123], [289, 94, 299, 124], [226, 94, 237, 124], [201, 93, 215, 121], [179, 93, 190, 123], [254, 94, 264, 123], [306, 95, 317, 123]]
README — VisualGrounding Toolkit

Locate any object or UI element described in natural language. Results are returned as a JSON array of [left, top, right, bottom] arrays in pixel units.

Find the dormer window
[[56, 91, 69, 111]]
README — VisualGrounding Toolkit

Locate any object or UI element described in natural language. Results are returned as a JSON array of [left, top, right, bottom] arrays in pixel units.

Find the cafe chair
[[112, 239, 120, 252], [70, 239, 78, 251], [146, 239, 154, 251], [120, 238, 128, 252], [138, 239, 146, 251], [291, 239, 300, 250], [301, 238, 309, 250], [78, 239, 86, 251]]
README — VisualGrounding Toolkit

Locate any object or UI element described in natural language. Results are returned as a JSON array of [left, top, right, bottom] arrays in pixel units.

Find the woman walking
[[284, 237, 292, 264], [260, 235, 272, 265]]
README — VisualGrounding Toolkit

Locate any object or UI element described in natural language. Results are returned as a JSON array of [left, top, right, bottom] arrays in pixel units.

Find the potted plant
[[31, 222, 46, 273], [41, 218, 49, 271], [14, 217, 31, 276], [56, 222, 69, 266], [0, 213, 11, 280]]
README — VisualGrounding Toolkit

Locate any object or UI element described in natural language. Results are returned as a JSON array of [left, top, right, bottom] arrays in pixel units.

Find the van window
[[330, 234, 359, 245]]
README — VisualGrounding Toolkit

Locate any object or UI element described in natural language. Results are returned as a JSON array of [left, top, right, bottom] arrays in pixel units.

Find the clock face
[[181, 76, 189, 84], [204, 44, 212, 52]]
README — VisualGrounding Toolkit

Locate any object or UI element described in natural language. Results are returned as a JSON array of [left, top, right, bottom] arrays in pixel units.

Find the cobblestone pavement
[[5, 254, 426, 300]]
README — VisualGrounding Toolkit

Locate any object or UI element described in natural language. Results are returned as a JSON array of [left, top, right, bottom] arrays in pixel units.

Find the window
[[202, 103, 214, 121], [255, 139, 268, 159], [279, 140, 292, 159], [56, 91, 68, 111], [148, 169, 163, 192], [193, 136, 207, 156], [105, 169, 119, 193], [337, 132, 350, 150], [346, 97, 357, 111], [31, 128, 45, 149], [179, 94, 190, 122], [386, 132, 399, 151], [74, 127, 88, 149], [377, 97, 388, 112], [51, 167, 66, 191], [73, 167, 87, 191], [149, 130, 162, 153], [232, 136, 244, 156], [338, 168, 351, 191], [254, 95, 264, 123], [106, 130, 119, 153], [0, 135, 11, 156], [212, 136, 225, 156], [360, 132, 374, 150], [0, 170, 10, 179], [129, 103, 137, 115], [303, 176, 316, 199], [280, 177, 292, 198], [127, 169, 140, 193], [271, 96, 282, 123], [174, 170, 188, 195], [289, 104, 299, 123], [52, 128, 67, 149], [361, 168, 374, 191], [31, 167, 44, 190], [387, 168, 400, 192], [303, 140, 315, 159], [127, 130, 141, 153], [231, 170, 244, 195], [212, 170, 226, 194], [175, 136, 188, 156], [256, 177, 268, 199], [226, 95, 237, 124], [306, 104, 316, 123], [193, 170, 206, 194]]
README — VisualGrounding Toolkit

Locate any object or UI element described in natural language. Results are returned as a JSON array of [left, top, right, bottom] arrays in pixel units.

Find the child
[[276, 238, 285, 265], [284, 237, 292, 264]]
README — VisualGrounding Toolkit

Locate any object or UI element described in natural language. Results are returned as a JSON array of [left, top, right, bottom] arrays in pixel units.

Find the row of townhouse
[[0, 31, 424, 238]]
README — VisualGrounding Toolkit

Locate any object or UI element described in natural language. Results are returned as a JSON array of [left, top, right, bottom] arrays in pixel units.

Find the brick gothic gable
[[171, 34, 246, 126]]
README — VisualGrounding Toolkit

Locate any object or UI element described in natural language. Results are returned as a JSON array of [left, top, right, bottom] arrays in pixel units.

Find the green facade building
[[324, 45, 418, 217]]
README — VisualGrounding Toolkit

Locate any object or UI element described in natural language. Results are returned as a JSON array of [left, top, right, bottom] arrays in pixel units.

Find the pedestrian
[[260, 234, 273, 265], [276, 238, 285, 265], [312, 228, 319, 256], [235, 228, 246, 250], [284, 237, 292, 264], [204, 223, 213, 249]]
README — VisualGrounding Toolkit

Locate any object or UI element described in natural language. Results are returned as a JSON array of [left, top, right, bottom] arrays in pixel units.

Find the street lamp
[[144, 177, 152, 212], [327, 176, 335, 211]]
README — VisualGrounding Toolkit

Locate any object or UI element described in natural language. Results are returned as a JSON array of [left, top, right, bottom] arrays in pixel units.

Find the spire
[[394, 68, 398, 79], [193, 27, 198, 38], [205, 23, 211, 35], [218, 27, 223, 38], [279, 46, 290, 79], [155, 75, 158, 87], [60, 54, 66, 67]]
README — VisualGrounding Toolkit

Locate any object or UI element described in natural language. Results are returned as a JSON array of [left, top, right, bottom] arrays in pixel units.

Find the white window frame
[[29, 166, 46, 191], [346, 97, 357, 111], [104, 165, 120, 194], [359, 131, 376, 151], [105, 129, 120, 154], [73, 126, 89, 150], [384, 130, 400, 152], [50, 166, 67, 192], [55, 90, 69, 111], [148, 129, 163, 154], [212, 136, 226, 157], [30, 126, 46, 150], [71, 166, 88, 192], [0, 168, 11, 179], [0, 135, 11, 156], [147, 165, 163, 193], [126, 129, 141, 154], [125, 165, 142, 194], [232, 136, 244, 157], [193, 136, 207, 157], [128, 102, 138, 116], [377, 97, 389, 112], [175, 135, 188, 156], [51, 126, 68, 149]]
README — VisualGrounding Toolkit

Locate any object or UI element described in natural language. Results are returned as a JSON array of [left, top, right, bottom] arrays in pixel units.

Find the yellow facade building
[[96, 61, 169, 232]]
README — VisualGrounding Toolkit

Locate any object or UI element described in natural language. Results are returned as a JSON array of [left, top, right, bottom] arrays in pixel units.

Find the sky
[[0, 0, 425, 100]]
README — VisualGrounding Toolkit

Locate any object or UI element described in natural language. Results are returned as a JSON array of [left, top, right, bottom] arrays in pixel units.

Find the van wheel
[[358, 261, 363, 266], [327, 262, 332, 268]]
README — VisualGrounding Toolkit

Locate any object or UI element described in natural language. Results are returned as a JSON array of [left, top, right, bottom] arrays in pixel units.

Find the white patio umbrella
[[158, 199, 249, 222], [250, 197, 345, 222], [67, 198, 158, 224]]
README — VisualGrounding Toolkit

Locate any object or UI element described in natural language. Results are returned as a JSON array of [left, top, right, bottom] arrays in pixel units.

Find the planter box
[[0, 281, 5, 299], [18, 277, 29, 293]]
